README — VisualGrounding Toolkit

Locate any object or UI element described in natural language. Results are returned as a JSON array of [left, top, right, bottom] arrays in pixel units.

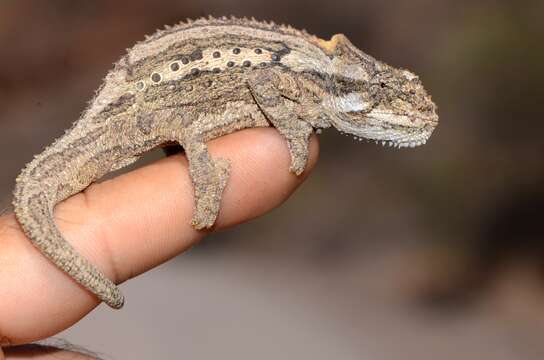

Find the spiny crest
[[142, 16, 320, 45]]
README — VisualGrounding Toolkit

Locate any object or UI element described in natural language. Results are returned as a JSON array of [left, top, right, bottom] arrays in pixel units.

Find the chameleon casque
[[12, 17, 438, 309]]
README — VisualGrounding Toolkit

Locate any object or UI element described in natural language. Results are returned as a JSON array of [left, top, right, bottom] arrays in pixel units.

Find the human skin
[[0, 128, 319, 359]]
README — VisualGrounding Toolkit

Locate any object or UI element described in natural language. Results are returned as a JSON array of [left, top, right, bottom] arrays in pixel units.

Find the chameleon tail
[[12, 166, 125, 309]]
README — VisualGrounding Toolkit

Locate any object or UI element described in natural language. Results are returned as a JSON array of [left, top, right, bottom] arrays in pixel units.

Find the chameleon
[[12, 16, 438, 309]]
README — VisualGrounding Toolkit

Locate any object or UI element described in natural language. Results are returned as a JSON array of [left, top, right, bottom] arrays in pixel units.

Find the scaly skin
[[12, 16, 438, 309]]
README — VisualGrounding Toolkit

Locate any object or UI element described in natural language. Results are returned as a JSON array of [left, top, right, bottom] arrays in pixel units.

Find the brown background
[[1, 0, 543, 359]]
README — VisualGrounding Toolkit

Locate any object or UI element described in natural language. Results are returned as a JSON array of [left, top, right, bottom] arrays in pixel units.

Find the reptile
[[12, 16, 438, 309]]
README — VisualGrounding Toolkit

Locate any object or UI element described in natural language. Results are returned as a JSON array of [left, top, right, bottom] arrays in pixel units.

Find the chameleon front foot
[[248, 69, 314, 176], [286, 130, 313, 176], [190, 157, 231, 230]]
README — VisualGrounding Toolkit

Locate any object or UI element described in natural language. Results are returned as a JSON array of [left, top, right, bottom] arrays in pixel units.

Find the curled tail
[[12, 160, 125, 309]]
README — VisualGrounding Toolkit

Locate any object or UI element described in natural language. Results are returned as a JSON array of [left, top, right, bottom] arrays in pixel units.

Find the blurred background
[[1, 0, 543, 359]]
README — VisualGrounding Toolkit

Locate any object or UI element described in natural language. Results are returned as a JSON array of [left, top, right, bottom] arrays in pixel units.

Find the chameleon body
[[12, 17, 438, 309]]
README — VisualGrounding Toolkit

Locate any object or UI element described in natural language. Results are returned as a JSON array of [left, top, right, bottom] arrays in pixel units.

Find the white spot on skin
[[136, 81, 146, 91], [327, 93, 371, 113], [366, 108, 426, 128]]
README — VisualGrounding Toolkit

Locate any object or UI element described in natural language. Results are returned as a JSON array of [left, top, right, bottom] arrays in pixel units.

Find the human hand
[[0, 128, 319, 359]]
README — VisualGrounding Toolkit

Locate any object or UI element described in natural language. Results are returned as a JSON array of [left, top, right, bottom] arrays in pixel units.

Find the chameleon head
[[321, 34, 439, 148]]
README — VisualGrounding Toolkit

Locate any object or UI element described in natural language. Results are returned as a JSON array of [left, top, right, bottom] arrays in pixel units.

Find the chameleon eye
[[380, 82, 386, 88]]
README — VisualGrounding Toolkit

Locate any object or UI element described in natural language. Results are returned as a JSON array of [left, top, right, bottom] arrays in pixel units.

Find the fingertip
[[210, 129, 319, 228]]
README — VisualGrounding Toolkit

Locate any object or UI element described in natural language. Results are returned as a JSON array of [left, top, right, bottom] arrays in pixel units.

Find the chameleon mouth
[[363, 111, 437, 148], [376, 123, 435, 149], [365, 131, 431, 148], [334, 118, 435, 149]]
